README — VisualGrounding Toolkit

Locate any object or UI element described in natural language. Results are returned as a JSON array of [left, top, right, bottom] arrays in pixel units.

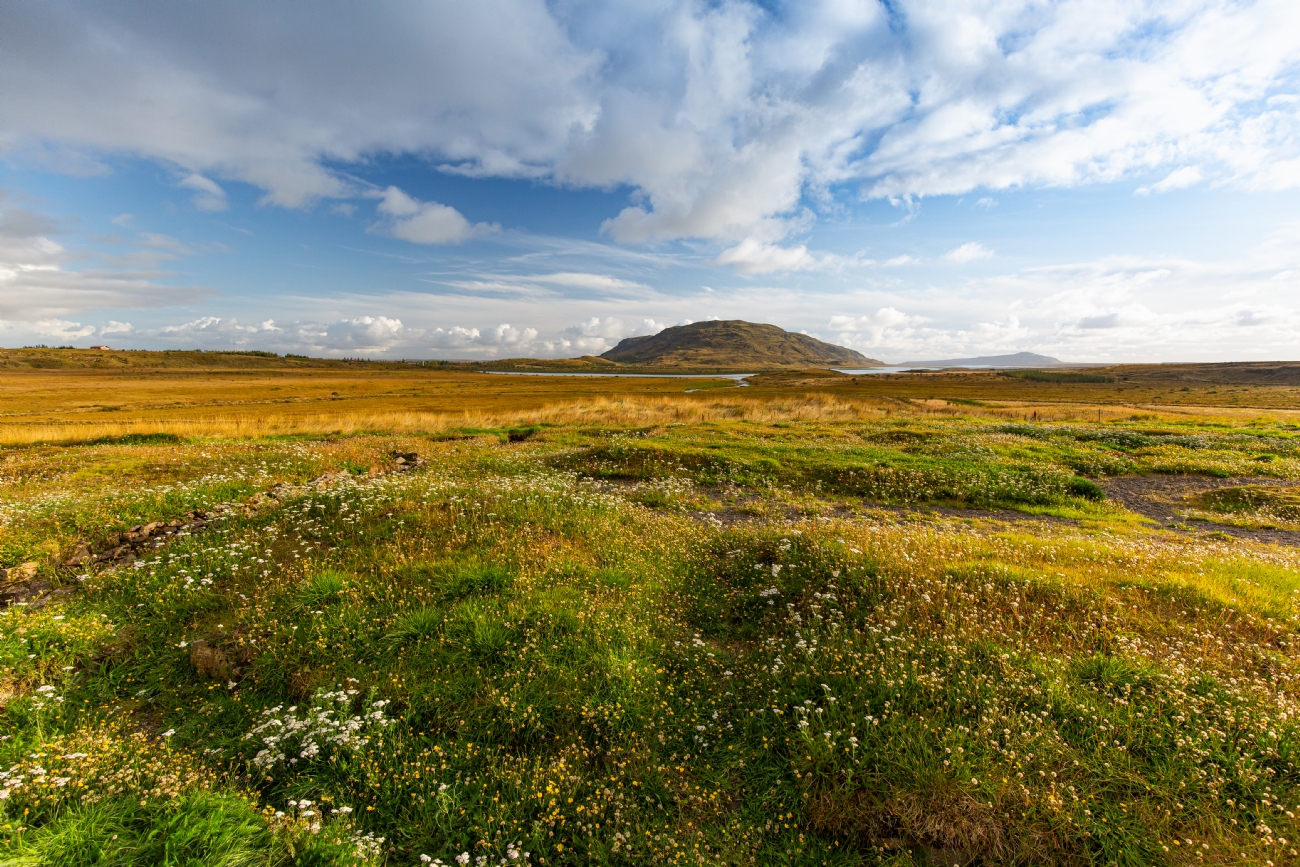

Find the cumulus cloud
[[829, 307, 926, 351], [3, 1, 1297, 245], [553, 315, 664, 353], [373, 187, 497, 244], [426, 322, 538, 353], [944, 242, 994, 264], [154, 314, 404, 353], [315, 316, 407, 350]]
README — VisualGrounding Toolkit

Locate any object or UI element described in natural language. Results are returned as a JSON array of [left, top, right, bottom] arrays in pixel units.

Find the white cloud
[[714, 240, 820, 275], [882, 255, 918, 267], [830, 308, 914, 332], [0, 2, 599, 208], [944, 242, 994, 263], [316, 316, 408, 351], [424, 322, 540, 353], [558, 315, 664, 353], [828, 307, 926, 351], [0, 193, 206, 319], [4, 2, 1297, 244], [155, 314, 422, 354], [178, 173, 228, 211], [529, 272, 651, 293], [373, 187, 497, 244], [0, 319, 96, 342], [1136, 166, 1205, 196]]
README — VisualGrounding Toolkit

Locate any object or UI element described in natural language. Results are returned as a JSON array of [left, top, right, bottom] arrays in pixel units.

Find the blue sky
[[2, 1, 1299, 362]]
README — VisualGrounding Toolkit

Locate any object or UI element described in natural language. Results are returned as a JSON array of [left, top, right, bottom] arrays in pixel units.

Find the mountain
[[896, 351, 1064, 368], [600, 320, 882, 368]]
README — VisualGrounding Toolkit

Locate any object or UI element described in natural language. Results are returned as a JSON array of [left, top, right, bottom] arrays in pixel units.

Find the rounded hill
[[599, 320, 881, 369]]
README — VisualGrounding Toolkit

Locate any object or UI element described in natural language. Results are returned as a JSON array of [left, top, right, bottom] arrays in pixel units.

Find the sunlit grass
[[2, 368, 1300, 865]]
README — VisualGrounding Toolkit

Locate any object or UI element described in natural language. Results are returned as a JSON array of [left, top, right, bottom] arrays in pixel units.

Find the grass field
[[3, 356, 1300, 866]]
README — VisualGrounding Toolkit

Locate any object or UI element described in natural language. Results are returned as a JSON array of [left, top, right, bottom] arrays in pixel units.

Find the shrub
[[1066, 476, 1105, 501]]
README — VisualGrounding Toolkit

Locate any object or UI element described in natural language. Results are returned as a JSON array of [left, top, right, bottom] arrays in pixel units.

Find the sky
[[2, 1, 1299, 363]]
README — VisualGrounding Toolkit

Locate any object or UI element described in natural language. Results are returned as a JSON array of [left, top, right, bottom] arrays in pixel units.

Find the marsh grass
[[3, 370, 1300, 865]]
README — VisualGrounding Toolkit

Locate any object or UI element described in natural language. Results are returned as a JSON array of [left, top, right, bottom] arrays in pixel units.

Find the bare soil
[[1101, 474, 1300, 547]]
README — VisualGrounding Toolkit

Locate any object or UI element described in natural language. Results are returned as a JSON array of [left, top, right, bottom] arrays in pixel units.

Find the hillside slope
[[600, 320, 881, 368], [898, 351, 1064, 368]]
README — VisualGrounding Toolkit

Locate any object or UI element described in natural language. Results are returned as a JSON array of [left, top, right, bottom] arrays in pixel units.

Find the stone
[[61, 544, 93, 567], [97, 545, 131, 562], [124, 522, 160, 542], [0, 576, 50, 607], [0, 562, 39, 583]]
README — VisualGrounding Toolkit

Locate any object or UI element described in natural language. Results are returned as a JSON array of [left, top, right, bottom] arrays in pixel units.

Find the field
[[3, 356, 1300, 866]]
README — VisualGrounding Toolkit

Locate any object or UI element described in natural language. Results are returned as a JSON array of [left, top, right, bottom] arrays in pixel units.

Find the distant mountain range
[[601, 320, 881, 368], [896, 351, 1065, 368]]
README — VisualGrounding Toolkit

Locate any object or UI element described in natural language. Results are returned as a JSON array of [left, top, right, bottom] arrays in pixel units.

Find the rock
[[0, 562, 39, 583], [392, 451, 419, 468], [96, 544, 131, 562], [189, 639, 232, 680], [312, 471, 348, 491], [25, 585, 73, 612], [124, 522, 160, 543], [61, 544, 93, 567], [0, 577, 50, 607]]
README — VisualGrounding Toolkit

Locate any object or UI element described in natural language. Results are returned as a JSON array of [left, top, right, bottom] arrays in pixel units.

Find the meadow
[[3, 356, 1300, 866]]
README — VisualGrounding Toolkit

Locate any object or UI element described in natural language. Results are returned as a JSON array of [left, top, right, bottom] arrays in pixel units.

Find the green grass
[[3, 412, 1300, 865]]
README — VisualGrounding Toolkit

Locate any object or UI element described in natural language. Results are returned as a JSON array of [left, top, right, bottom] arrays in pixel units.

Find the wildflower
[[161, 729, 176, 737]]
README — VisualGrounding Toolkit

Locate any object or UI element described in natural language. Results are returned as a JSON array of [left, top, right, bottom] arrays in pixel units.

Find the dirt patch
[[1101, 475, 1300, 547], [690, 492, 1081, 531]]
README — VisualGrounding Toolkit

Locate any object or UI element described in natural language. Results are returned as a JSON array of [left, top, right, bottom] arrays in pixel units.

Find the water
[[835, 366, 939, 375], [835, 365, 1036, 374], [483, 371, 753, 380], [487, 367, 1017, 379]]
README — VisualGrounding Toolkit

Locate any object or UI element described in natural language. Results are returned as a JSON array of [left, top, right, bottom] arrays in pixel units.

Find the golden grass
[[3, 365, 1299, 445], [0, 396, 894, 444]]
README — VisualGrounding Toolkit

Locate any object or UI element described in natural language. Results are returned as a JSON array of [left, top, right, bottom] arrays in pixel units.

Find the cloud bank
[[3, 0, 1298, 250]]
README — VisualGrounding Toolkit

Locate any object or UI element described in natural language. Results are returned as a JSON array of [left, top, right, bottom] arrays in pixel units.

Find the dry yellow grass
[[0, 368, 885, 443], [3, 364, 1298, 445]]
